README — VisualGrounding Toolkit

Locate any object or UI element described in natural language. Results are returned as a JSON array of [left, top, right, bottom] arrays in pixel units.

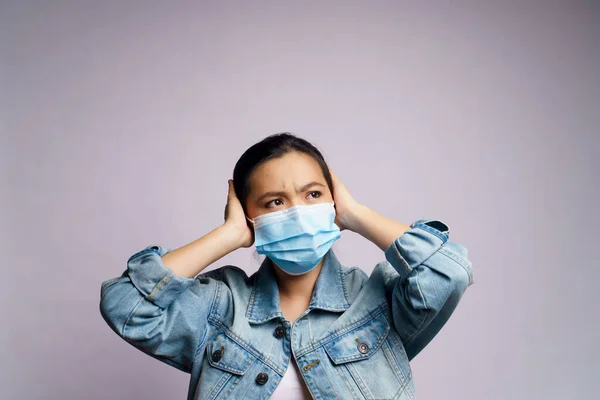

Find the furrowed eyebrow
[[255, 181, 326, 203], [299, 181, 326, 192]]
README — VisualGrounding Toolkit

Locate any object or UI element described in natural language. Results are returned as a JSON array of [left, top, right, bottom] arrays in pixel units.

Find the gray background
[[2, 1, 598, 399]]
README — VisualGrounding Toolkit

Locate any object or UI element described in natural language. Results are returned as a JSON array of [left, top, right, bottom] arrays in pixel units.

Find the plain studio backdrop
[[1, 1, 598, 399]]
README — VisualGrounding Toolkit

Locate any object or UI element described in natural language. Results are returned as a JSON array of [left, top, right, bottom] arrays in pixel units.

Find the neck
[[272, 259, 324, 301]]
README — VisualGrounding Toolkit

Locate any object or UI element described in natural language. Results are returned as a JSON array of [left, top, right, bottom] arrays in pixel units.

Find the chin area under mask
[[271, 258, 322, 276]]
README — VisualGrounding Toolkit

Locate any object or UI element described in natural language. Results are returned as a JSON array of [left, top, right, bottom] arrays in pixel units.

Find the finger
[[330, 171, 341, 186], [227, 179, 234, 199]]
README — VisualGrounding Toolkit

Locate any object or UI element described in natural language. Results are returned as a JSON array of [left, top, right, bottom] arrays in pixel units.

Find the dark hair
[[233, 133, 333, 214]]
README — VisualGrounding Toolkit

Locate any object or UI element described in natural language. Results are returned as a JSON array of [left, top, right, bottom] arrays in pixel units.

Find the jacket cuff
[[127, 245, 196, 309], [384, 219, 450, 280]]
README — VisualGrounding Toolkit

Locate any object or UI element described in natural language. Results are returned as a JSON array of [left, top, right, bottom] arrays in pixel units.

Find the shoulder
[[196, 265, 255, 316], [341, 263, 369, 281], [339, 263, 369, 297], [196, 264, 254, 290], [344, 260, 400, 293]]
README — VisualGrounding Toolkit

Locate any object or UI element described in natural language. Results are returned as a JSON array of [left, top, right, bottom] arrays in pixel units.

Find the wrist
[[344, 202, 371, 234], [218, 223, 246, 251]]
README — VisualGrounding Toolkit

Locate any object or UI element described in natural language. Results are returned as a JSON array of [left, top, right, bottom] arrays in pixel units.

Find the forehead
[[248, 152, 325, 194]]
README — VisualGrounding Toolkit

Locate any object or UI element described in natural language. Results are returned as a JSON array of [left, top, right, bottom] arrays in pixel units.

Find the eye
[[307, 191, 321, 199], [265, 199, 283, 208]]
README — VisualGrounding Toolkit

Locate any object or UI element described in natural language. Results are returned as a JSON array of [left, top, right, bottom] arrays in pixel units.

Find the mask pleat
[[250, 202, 341, 275]]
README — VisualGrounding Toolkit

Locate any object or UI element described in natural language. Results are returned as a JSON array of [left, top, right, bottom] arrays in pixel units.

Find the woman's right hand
[[223, 179, 255, 248]]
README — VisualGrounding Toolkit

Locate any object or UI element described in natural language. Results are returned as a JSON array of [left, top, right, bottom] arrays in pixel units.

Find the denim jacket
[[100, 218, 473, 400]]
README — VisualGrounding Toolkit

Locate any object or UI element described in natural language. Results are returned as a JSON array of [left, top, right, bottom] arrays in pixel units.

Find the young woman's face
[[245, 151, 333, 219]]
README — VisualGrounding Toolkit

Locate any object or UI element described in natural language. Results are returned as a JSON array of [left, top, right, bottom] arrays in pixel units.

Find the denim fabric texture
[[100, 218, 473, 400]]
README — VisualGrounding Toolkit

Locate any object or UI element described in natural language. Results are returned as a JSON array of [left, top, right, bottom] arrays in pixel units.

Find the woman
[[100, 133, 473, 400]]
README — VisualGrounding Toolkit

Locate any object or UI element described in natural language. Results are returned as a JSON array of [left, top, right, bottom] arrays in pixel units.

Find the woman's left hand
[[330, 170, 412, 250], [330, 171, 362, 231]]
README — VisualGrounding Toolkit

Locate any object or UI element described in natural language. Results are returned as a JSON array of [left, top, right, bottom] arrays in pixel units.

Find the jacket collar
[[246, 250, 351, 324]]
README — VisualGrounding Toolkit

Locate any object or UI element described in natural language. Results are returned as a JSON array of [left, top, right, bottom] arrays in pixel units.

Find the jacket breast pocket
[[199, 331, 256, 400], [323, 310, 415, 400]]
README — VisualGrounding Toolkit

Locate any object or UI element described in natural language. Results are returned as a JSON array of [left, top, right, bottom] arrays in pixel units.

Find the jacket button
[[274, 325, 286, 338], [357, 342, 369, 354], [211, 349, 223, 362], [255, 372, 269, 385]]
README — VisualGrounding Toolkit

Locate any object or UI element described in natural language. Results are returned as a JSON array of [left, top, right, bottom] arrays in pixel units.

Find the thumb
[[227, 180, 242, 205]]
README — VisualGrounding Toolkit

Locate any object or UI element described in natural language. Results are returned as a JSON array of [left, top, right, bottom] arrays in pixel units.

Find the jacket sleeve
[[99, 245, 217, 373], [384, 219, 473, 361]]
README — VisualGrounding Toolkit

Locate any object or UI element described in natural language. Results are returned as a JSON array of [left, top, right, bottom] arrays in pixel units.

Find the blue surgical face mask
[[246, 202, 341, 275]]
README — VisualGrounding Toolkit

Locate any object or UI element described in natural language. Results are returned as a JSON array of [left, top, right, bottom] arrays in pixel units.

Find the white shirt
[[270, 354, 313, 399]]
